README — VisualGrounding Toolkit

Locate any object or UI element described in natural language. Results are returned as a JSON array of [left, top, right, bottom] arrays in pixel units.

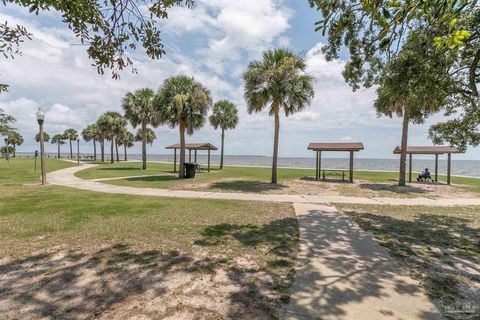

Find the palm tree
[[63, 129, 78, 159], [122, 88, 160, 169], [135, 128, 156, 145], [81, 124, 100, 160], [97, 112, 126, 164], [51, 134, 65, 158], [6, 130, 23, 157], [118, 130, 135, 161], [35, 132, 50, 143], [156, 75, 212, 178], [209, 100, 239, 169], [243, 48, 315, 183]]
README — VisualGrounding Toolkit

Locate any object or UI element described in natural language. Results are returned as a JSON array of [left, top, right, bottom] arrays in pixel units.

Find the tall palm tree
[[243, 48, 315, 183], [135, 128, 156, 146], [81, 124, 100, 161], [97, 112, 126, 164], [51, 134, 65, 158], [63, 129, 78, 159], [35, 132, 50, 143], [122, 88, 160, 169], [118, 130, 135, 161], [6, 130, 23, 157], [156, 75, 212, 178], [209, 100, 239, 169]]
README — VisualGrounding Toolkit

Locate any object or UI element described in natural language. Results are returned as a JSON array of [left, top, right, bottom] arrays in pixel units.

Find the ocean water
[[127, 154, 480, 178], [19, 152, 480, 178]]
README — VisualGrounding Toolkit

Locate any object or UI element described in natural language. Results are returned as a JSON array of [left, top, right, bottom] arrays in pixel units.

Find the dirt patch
[[0, 244, 293, 319], [188, 177, 477, 199]]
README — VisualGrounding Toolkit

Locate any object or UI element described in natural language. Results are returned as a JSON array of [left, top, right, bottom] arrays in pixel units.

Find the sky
[[1, 0, 478, 160]]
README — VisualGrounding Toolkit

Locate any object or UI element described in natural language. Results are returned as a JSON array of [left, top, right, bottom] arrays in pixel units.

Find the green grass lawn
[[0, 158, 298, 319], [74, 161, 480, 196], [336, 204, 480, 319]]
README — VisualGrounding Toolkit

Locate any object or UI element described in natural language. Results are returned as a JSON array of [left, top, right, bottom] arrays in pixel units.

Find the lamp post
[[36, 110, 46, 185], [77, 139, 80, 164], [4, 138, 9, 163]]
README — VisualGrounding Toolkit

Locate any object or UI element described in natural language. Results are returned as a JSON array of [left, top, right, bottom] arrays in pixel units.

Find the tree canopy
[[308, 1, 479, 149], [209, 100, 239, 131], [1, 0, 193, 92], [0, 108, 16, 135]]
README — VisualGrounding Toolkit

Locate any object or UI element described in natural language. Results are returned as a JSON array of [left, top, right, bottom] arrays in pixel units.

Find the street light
[[77, 139, 80, 164], [4, 138, 9, 163], [36, 109, 46, 185]]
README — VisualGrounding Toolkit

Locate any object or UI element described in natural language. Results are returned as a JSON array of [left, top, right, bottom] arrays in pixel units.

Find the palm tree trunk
[[142, 122, 147, 170], [179, 121, 186, 178], [110, 137, 115, 164], [13, 143, 16, 157], [93, 139, 97, 161], [57, 143, 60, 158], [272, 108, 280, 184], [69, 139, 73, 159], [115, 140, 119, 162], [124, 144, 127, 161], [101, 139, 105, 162], [398, 107, 410, 186], [220, 128, 225, 170]]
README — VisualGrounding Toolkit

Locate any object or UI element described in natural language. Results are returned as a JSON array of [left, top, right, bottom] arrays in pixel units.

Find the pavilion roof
[[393, 146, 462, 155], [166, 143, 218, 151], [308, 142, 364, 152]]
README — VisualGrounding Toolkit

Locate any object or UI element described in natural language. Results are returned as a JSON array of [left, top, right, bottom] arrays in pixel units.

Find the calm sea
[[19, 152, 480, 178], [126, 154, 480, 178]]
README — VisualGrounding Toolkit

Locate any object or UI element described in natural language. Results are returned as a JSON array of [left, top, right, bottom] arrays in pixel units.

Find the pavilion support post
[[447, 153, 451, 185], [208, 149, 211, 172], [173, 148, 177, 173], [315, 151, 319, 181], [349, 151, 354, 182], [435, 154, 438, 182], [409, 153, 412, 183], [189, 149, 191, 162], [319, 151, 322, 181], [194, 150, 197, 163]]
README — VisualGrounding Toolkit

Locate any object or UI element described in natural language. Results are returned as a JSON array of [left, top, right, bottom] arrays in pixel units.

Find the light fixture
[[36, 109, 45, 125]]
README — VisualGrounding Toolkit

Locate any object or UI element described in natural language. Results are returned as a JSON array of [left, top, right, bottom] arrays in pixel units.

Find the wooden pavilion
[[308, 142, 364, 182], [393, 146, 463, 185], [166, 143, 218, 173]]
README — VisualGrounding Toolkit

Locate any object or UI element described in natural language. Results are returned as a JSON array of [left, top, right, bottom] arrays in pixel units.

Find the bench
[[322, 169, 347, 181]]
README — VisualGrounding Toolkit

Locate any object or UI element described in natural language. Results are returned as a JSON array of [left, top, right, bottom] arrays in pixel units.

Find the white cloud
[[291, 111, 320, 121], [163, 0, 292, 74]]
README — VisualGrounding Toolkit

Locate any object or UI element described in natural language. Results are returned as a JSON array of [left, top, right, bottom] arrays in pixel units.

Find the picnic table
[[322, 169, 348, 181]]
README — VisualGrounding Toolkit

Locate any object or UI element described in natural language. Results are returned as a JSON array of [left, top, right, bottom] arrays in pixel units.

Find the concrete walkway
[[48, 164, 480, 207], [284, 204, 441, 320]]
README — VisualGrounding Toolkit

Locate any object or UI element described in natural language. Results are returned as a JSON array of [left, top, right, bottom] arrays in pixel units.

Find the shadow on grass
[[209, 180, 287, 193], [194, 217, 299, 318], [300, 176, 352, 183], [358, 183, 431, 194], [97, 166, 150, 171], [194, 218, 298, 257], [343, 209, 480, 312], [124, 175, 178, 182], [0, 218, 299, 319]]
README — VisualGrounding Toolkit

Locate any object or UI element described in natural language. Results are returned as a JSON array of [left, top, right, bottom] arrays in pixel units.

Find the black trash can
[[184, 162, 198, 178]]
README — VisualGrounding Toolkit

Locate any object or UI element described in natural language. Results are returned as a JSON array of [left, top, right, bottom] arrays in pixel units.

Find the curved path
[[48, 163, 462, 319], [48, 163, 480, 207]]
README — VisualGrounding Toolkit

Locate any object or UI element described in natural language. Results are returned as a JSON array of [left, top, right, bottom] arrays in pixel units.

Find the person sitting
[[417, 168, 431, 182]]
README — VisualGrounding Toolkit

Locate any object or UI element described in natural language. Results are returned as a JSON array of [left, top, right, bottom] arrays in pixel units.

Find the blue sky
[[1, 0, 478, 160]]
